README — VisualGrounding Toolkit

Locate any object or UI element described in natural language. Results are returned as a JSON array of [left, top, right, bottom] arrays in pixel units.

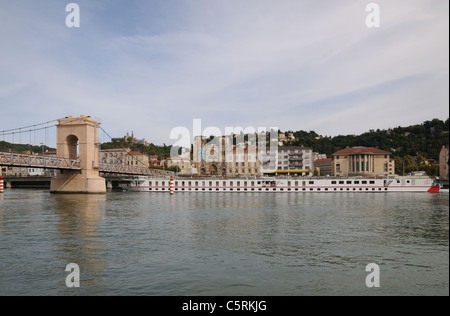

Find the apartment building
[[100, 148, 130, 165], [166, 157, 191, 175], [440, 145, 449, 179], [276, 146, 314, 175], [126, 151, 149, 168]]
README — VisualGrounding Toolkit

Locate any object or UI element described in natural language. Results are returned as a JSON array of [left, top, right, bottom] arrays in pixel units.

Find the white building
[[275, 146, 314, 175], [100, 148, 130, 165]]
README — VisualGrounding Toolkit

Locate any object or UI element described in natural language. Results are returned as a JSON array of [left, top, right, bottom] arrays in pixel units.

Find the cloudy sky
[[0, 0, 448, 147]]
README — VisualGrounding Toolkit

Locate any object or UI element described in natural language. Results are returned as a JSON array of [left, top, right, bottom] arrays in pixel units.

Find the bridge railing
[[0, 152, 82, 170], [0, 151, 173, 176]]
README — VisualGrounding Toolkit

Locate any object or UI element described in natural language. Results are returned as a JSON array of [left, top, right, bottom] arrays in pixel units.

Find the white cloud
[[0, 0, 448, 146]]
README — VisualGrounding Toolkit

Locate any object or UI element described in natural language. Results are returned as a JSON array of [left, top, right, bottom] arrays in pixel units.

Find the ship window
[[347, 181, 352, 184], [331, 181, 337, 184], [370, 181, 375, 184], [309, 181, 314, 184]]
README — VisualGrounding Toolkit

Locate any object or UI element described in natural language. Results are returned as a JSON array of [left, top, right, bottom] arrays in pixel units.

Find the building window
[[336, 164, 341, 173]]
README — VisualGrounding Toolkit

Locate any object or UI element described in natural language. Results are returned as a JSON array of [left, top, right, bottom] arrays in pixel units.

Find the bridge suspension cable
[[0, 117, 85, 144], [0, 125, 56, 137], [98, 125, 153, 170], [0, 119, 59, 134]]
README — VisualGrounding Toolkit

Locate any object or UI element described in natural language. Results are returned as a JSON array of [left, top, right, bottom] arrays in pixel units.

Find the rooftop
[[315, 158, 332, 162], [333, 147, 391, 155], [127, 151, 146, 156]]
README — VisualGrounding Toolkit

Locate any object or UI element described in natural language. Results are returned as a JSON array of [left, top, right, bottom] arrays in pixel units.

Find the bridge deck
[[0, 152, 81, 170], [0, 152, 173, 176]]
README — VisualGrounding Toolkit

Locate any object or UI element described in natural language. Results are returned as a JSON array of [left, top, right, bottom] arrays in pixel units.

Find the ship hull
[[120, 176, 439, 193]]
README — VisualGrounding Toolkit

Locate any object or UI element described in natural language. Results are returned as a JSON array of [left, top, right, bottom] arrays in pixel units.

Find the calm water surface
[[0, 189, 448, 296]]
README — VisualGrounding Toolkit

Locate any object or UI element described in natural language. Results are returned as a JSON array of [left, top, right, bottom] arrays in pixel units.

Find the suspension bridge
[[0, 115, 173, 193]]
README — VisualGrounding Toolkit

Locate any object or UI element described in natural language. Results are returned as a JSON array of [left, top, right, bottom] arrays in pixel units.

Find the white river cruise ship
[[120, 174, 440, 193]]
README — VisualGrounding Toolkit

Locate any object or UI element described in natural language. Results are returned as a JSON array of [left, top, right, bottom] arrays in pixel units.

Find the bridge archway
[[50, 116, 106, 194], [65, 135, 79, 160]]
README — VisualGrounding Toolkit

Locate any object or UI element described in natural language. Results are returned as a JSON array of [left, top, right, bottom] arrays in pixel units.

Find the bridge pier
[[50, 116, 106, 194]]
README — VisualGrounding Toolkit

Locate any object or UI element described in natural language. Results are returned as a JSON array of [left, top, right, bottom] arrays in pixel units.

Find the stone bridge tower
[[50, 115, 106, 194]]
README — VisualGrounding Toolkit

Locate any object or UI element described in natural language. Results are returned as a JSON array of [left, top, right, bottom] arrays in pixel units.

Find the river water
[[0, 189, 448, 296]]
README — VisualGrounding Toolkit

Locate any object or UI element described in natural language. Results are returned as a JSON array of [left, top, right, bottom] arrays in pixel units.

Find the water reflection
[[0, 190, 448, 295], [53, 194, 107, 295]]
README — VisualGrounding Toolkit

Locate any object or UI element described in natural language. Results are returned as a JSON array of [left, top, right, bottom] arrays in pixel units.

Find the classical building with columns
[[332, 147, 394, 177]]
